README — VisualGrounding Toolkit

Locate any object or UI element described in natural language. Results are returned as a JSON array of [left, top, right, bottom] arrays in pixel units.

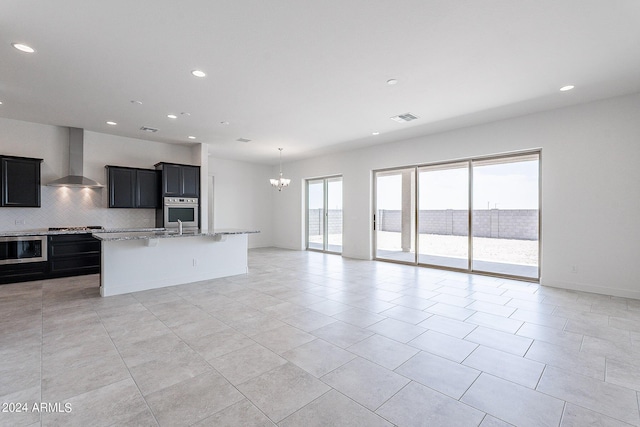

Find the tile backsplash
[[0, 186, 155, 231]]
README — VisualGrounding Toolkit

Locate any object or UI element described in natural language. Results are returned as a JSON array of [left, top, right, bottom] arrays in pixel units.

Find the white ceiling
[[1, 1, 639, 164]]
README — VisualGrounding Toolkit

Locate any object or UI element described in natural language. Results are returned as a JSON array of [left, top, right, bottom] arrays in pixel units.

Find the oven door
[[164, 205, 198, 228], [0, 236, 48, 265]]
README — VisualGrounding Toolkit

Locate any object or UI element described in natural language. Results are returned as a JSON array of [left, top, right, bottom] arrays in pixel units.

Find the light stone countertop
[[0, 227, 166, 238], [92, 228, 260, 241]]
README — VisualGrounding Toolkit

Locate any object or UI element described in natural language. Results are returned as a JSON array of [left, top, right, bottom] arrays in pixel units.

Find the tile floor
[[1, 248, 640, 426]]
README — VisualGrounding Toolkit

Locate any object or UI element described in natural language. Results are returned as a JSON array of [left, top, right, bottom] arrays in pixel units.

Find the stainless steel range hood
[[47, 127, 104, 188]]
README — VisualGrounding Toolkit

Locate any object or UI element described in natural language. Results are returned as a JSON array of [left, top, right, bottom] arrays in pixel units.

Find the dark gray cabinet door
[[162, 164, 182, 196], [108, 167, 136, 208], [1, 157, 42, 207], [181, 166, 200, 197], [108, 166, 159, 208], [48, 234, 101, 277], [136, 169, 159, 208], [158, 163, 200, 197]]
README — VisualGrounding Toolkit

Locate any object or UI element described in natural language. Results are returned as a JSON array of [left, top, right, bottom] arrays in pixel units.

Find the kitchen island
[[93, 229, 259, 297]]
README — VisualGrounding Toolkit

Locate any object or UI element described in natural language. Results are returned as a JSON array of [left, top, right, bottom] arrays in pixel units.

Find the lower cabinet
[[0, 262, 48, 285], [0, 234, 101, 285], [48, 234, 101, 278]]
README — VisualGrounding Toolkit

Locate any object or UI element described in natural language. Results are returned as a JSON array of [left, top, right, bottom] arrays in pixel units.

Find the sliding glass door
[[306, 176, 342, 254], [374, 168, 416, 263], [418, 163, 469, 270], [471, 155, 539, 279], [373, 152, 540, 281]]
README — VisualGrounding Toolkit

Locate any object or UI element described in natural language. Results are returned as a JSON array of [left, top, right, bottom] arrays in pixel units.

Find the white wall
[[272, 93, 640, 299], [208, 157, 273, 248]]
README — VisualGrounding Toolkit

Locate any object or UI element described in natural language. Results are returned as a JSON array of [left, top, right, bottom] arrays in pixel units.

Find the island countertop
[[92, 228, 260, 241]]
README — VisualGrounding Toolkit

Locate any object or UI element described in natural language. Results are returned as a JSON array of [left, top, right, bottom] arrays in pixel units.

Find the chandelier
[[270, 148, 291, 191]]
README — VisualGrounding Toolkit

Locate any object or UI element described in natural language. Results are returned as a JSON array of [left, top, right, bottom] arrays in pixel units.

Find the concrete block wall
[[377, 209, 538, 240], [308, 209, 343, 236]]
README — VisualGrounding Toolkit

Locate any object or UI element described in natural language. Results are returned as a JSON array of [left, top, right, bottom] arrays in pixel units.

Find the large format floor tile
[[377, 381, 485, 426], [279, 390, 392, 427], [537, 366, 640, 426], [461, 373, 565, 427], [395, 351, 480, 399], [237, 363, 330, 422], [320, 357, 410, 410], [145, 370, 244, 426], [3, 248, 640, 426]]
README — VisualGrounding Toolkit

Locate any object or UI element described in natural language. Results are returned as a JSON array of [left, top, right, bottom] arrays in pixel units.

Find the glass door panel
[[326, 177, 343, 253], [307, 179, 324, 251], [375, 168, 416, 263], [471, 154, 539, 279], [418, 163, 469, 269], [307, 176, 342, 253]]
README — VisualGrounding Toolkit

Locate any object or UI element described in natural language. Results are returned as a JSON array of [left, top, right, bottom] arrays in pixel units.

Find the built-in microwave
[[0, 235, 48, 265], [163, 197, 199, 229]]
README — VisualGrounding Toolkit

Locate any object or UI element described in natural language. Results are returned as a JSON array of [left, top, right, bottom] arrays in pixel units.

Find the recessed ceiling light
[[0, 101, 3, 105], [188, 136, 196, 140], [12, 43, 35, 53], [106, 121, 117, 126], [372, 132, 380, 136], [191, 70, 206, 78], [560, 85, 575, 92], [167, 114, 177, 119], [387, 79, 398, 85], [130, 100, 143, 105]]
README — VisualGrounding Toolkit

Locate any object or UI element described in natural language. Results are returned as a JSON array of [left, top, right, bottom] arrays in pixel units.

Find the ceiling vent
[[236, 138, 251, 143], [140, 126, 159, 133], [390, 113, 419, 123]]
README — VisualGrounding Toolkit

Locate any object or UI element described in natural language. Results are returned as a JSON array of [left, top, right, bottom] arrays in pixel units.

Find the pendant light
[[270, 148, 291, 191]]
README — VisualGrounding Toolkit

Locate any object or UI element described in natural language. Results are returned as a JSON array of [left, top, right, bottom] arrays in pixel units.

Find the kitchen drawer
[[47, 233, 101, 278], [0, 261, 48, 284], [49, 234, 100, 257], [49, 254, 100, 276]]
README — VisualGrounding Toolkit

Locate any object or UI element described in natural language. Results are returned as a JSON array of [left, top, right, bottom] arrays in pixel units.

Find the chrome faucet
[[177, 219, 183, 235]]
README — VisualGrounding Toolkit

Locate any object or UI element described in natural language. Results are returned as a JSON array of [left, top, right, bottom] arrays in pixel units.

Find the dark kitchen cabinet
[[106, 166, 159, 208], [1, 156, 43, 207], [155, 162, 200, 197], [48, 234, 101, 277], [0, 262, 48, 285], [136, 169, 160, 208]]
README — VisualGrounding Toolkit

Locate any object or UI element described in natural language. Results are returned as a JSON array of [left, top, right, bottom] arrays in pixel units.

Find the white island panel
[[100, 233, 248, 297]]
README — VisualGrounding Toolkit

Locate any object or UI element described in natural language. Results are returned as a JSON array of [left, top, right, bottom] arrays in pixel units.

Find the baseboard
[[541, 279, 640, 300]]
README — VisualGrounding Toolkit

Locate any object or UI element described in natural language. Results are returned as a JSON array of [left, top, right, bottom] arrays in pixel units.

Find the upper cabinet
[[136, 169, 160, 208], [1, 156, 43, 208], [155, 162, 200, 197], [106, 166, 159, 208]]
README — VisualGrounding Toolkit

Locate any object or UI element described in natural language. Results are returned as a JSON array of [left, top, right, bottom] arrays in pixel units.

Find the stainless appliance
[[163, 197, 198, 229], [47, 127, 104, 188], [0, 235, 48, 265]]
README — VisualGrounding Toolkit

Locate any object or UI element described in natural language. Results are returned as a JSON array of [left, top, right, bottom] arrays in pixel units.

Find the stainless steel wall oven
[[163, 197, 199, 229]]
